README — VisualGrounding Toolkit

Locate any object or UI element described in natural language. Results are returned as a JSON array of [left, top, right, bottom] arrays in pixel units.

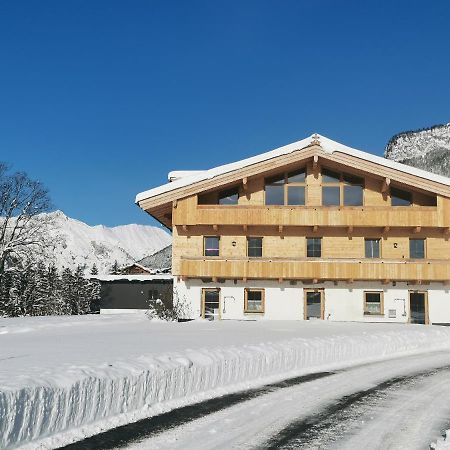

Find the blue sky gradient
[[1, 1, 449, 227]]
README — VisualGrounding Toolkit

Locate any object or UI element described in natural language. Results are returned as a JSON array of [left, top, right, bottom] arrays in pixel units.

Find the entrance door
[[202, 289, 221, 320], [409, 291, 428, 324], [304, 289, 324, 320]]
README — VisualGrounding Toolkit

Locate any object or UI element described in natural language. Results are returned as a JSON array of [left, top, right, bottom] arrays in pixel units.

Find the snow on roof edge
[[89, 274, 173, 282], [136, 134, 450, 203]]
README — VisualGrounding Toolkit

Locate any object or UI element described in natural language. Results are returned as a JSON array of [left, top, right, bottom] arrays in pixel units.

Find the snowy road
[[71, 351, 450, 450]]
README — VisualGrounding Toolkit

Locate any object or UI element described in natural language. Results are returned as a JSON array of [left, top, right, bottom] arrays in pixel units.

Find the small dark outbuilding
[[91, 274, 173, 314]]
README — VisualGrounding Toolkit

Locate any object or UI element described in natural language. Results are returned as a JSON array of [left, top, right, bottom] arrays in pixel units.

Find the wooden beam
[[278, 225, 283, 234], [313, 225, 319, 233], [242, 177, 248, 190], [212, 276, 218, 283], [242, 277, 247, 283], [348, 225, 354, 235], [243, 224, 248, 233], [278, 277, 283, 284], [383, 226, 390, 234], [213, 224, 219, 231], [347, 278, 354, 284], [413, 226, 421, 234], [443, 227, 450, 236], [312, 278, 319, 284], [382, 279, 390, 285], [173, 199, 178, 208], [182, 224, 188, 232], [381, 177, 391, 193], [313, 154, 319, 169]]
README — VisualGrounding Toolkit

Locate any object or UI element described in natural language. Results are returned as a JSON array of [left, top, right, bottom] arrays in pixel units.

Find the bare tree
[[0, 162, 58, 275]]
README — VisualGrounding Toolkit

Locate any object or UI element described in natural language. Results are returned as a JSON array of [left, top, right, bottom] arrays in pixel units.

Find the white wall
[[174, 277, 450, 324]]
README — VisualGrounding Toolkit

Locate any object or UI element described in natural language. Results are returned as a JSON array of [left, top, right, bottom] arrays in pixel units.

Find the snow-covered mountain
[[384, 123, 450, 177], [46, 211, 171, 274]]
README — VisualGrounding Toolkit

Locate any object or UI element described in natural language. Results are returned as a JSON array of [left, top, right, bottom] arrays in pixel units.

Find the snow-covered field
[[2, 315, 450, 449]]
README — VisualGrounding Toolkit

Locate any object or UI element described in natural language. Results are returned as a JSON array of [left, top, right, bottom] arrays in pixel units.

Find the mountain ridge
[[45, 211, 171, 274], [384, 123, 450, 178]]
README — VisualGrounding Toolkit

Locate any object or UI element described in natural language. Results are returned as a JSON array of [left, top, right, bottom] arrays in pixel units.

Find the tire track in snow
[[58, 371, 334, 450], [263, 365, 450, 450]]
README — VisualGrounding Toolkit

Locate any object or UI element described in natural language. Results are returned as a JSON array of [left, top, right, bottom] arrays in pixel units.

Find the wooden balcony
[[180, 257, 450, 282], [190, 205, 443, 228]]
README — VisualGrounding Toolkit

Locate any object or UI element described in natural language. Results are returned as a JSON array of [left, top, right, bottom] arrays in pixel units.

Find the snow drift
[[2, 317, 450, 449]]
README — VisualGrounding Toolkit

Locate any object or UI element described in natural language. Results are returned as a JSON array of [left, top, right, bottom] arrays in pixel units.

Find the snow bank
[[2, 317, 450, 449], [431, 430, 450, 449]]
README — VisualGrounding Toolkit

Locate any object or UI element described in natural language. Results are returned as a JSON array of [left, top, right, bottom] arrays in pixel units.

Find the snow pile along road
[[2, 316, 450, 449]]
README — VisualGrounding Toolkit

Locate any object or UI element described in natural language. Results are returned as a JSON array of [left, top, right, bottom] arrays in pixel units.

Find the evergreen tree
[[90, 263, 99, 276], [110, 260, 120, 275]]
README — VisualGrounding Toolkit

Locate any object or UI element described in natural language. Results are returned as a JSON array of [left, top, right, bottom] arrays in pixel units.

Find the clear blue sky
[[1, 1, 449, 227]]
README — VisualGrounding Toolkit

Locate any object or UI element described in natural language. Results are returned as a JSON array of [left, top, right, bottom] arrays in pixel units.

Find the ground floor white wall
[[174, 278, 450, 324]]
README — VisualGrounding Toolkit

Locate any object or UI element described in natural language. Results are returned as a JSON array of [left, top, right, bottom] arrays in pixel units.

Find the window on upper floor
[[322, 169, 364, 206], [364, 291, 383, 315], [410, 238, 425, 259], [391, 187, 412, 206], [244, 289, 265, 313], [365, 238, 380, 258], [265, 168, 306, 206], [204, 236, 220, 257], [218, 187, 239, 205], [247, 237, 263, 257], [307, 237, 322, 257]]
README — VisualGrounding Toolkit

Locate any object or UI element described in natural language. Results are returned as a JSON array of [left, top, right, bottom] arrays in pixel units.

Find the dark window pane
[[218, 188, 239, 205], [204, 237, 220, 256], [306, 292, 322, 319], [365, 292, 381, 314], [265, 185, 284, 205], [287, 169, 306, 183], [266, 174, 285, 185], [365, 239, 380, 258], [322, 186, 340, 206], [344, 185, 363, 206], [287, 186, 305, 205], [410, 239, 425, 259], [246, 290, 263, 312], [322, 169, 340, 183], [307, 237, 322, 257], [247, 237, 263, 257], [343, 174, 363, 185], [391, 188, 411, 206]]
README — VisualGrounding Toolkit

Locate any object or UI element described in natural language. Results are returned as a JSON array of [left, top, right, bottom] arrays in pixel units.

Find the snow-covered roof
[[168, 170, 205, 182], [136, 133, 450, 203], [89, 274, 173, 282]]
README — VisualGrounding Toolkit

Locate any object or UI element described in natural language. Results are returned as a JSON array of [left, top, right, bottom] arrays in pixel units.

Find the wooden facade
[[137, 138, 450, 286]]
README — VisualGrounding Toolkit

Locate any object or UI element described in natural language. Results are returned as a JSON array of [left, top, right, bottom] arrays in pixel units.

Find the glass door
[[409, 291, 428, 324], [202, 289, 221, 320], [304, 290, 324, 320]]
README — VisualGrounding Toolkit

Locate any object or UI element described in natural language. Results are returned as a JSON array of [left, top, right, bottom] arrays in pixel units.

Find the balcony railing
[[180, 256, 450, 282], [187, 205, 441, 228]]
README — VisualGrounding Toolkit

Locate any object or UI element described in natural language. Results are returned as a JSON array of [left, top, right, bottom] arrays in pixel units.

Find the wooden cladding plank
[[180, 258, 450, 281], [191, 206, 440, 228]]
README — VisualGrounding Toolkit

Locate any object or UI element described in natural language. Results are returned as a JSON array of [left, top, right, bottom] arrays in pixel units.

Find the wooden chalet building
[[136, 134, 450, 324]]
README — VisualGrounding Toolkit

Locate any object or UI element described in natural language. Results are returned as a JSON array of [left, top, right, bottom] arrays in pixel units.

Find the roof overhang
[[136, 133, 450, 226]]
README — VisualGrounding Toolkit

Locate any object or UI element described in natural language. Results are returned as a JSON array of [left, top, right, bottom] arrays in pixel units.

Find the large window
[[364, 292, 383, 315], [410, 238, 425, 259], [365, 238, 380, 258], [204, 236, 220, 257], [307, 237, 322, 257], [247, 237, 263, 257], [218, 188, 239, 205], [265, 168, 306, 206], [322, 169, 364, 206], [391, 187, 412, 206], [244, 289, 265, 313]]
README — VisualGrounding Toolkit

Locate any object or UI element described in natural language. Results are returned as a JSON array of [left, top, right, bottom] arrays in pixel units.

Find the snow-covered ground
[[2, 315, 450, 449]]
